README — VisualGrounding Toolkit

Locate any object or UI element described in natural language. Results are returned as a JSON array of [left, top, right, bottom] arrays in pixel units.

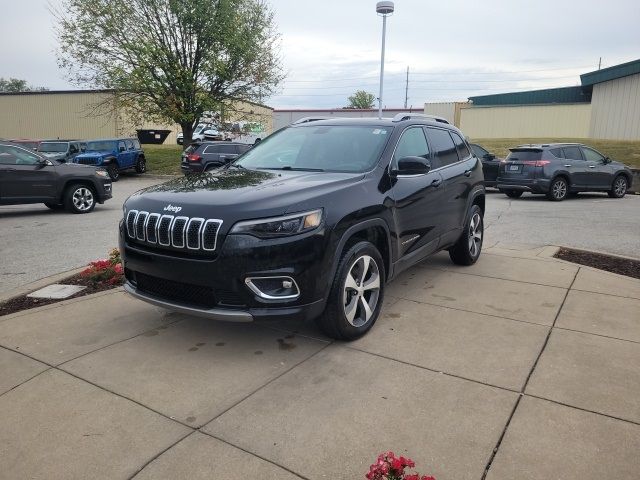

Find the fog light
[[245, 276, 300, 300]]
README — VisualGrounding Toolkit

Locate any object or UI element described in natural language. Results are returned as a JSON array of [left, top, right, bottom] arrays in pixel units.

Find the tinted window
[[582, 147, 605, 162], [550, 148, 564, 158], [86, 141, 116, 152], [393, 127, 429, 163], [451, 132, 471, 159], [506, 149, 542, 161], [39, 142, 68, 153], [0, 145, 41, 165], [238, 145, 251, 154], [202, 144, 236, 154], [563, 146, 583, 160], [425, 127, 458, 168], [235, 125, 392, 173], [471, 144, 488, 157]]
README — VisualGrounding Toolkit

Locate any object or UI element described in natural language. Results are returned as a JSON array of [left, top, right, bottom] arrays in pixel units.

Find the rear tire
[[135, 156, 146, 173], [316, 241, 385, 341], [64, 184, 96, 214], [504, 189, 523, 198], [106, 163, 120, 181], [608, 175, 627, 198], [449, 204, 483, 266], [546, 177, 568, 201]]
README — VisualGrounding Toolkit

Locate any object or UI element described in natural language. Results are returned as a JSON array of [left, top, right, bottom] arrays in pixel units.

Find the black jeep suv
[[0, 141, 112, 213], [120, 115, 485, 340]]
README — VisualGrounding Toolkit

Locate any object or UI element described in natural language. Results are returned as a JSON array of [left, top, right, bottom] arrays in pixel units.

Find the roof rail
[[392, 113, 449, 124], [291, 116, 329, 125]]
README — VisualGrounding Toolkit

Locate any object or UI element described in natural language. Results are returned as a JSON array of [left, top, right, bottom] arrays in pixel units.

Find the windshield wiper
[[261, 166, 325, 172], [228, 163, 245, 170]]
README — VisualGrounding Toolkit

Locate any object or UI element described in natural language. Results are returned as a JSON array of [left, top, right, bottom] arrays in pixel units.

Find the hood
[[124, 168, 364, 220]]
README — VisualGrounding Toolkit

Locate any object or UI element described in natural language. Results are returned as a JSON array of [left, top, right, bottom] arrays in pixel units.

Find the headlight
[[230, 209, 323, 238], [95, 169, 109, 178]]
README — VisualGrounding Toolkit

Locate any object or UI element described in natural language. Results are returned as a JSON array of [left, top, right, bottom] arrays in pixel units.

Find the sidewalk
[[1, 245, 639, 479]]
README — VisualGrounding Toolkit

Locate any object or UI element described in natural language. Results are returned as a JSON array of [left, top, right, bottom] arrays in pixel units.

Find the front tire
[[449, 204, 483, 266], [316, 241, 385, 341], [504, 189, 523, 198], [64, 184, 96, 214], [106, 163, 120, 181], [135, 156, 147, 173], [547, 177, 568, 201], [608, 175, 627, 198]]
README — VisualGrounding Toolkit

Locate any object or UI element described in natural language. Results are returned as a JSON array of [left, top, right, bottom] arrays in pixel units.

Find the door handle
[[464, 170, 472, 177], [564, 164, 572, 167], [431, 178, 442, 187], [588, 165, 596, 168]]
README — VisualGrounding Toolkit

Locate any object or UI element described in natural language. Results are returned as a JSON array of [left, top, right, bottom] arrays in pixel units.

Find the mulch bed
[[0, 274, 123, 317], [555, 247, 640, 280]]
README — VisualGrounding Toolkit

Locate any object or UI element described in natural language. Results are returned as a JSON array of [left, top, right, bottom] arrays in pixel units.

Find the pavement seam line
[[200, 431, 311, 480], [570, 287, 640, 301], [127, 430, 196, 480], [553, 326, 640, 345], [394, 296, 553, 328], [480, 266, 579, 480], [197, 342, 333, 427]]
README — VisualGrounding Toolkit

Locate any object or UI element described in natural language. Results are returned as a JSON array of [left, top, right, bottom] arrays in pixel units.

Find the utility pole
[[598, 57, 602, 70], [404, 66, 409, 109]]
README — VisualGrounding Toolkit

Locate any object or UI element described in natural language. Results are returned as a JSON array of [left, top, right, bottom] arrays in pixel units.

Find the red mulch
[[554, 247, 640, 279], [0, 273, 123, 317]]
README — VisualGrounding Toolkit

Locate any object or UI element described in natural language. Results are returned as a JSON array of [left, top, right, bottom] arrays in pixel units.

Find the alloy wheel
[[553, 179, 567, 199], [72, 187, 94, 211], [468, 212, 483, 257], [614, 177, 627, 196], [343, 255, 381, 328]]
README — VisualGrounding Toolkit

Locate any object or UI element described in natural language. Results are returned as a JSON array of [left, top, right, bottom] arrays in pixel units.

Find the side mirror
[[393, 156, 431, 175], [603, 156, 611, 164], [484, 153, 496, 160]]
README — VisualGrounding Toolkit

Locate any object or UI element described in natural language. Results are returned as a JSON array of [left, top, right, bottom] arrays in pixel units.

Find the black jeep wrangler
[[120, 115, 485, 340]]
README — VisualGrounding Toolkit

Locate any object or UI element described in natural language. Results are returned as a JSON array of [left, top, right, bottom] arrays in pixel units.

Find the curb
[[0, 267, 86, 303]]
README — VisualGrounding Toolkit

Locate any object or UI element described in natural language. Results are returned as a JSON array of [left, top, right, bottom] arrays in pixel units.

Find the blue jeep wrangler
[[73, 138, 146, 181]]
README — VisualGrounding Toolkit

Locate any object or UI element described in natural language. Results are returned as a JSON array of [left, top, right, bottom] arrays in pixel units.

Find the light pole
[[376, 1, 394, 119]]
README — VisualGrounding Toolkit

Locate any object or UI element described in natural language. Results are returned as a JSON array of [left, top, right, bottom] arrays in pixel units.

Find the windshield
[[39, 142, 68, 153], [234, 125, 392, 172], [86, 141, 115, 152]]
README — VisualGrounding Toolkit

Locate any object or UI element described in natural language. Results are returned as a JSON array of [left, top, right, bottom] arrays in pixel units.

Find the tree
[[347, 90, 376, 109], [0, 78, 29, 92], [55, 0, 283, 147]]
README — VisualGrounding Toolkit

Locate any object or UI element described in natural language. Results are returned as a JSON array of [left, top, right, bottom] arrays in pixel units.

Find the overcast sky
[[2, 0, 639, 109]]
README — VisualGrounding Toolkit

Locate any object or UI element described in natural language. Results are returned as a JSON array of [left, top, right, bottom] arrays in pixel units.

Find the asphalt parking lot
[[1, 176, 638, 296]]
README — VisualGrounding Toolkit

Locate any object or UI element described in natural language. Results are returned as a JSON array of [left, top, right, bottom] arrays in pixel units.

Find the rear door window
[[471, 144, 488, 157], [550, 148, 564, 158], [425, 127, 458, 168], [562, 146, 583, 160], [451, 132, 471, 160], [506, 149, 542, 162]]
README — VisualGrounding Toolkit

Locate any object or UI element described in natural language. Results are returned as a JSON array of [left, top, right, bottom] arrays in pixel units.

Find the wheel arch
[[60, 178, 98, 201]]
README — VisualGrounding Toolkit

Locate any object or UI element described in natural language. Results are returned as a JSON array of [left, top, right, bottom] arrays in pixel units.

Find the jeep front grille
[[126, 210, 222, 252]]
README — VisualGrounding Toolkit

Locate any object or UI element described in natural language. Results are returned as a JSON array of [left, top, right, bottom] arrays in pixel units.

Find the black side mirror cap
[[484, 153, 496, 160], [393, 156, 431, 176]]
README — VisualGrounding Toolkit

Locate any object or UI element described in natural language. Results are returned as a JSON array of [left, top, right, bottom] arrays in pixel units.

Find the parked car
[[73, 138, 146, 181], [177, 123, 217, 145], [37, 140, 86, 163], [470, 143, 503, 187], [120, 114, 485, 340], [180, 141, 252, 174], [497, 143, 633, 201], [9, 139, 42, 150], [0, 141, 112, 213]]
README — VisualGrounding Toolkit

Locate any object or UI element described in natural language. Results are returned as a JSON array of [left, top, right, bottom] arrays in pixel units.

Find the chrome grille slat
[[125, 210, 222, 252]]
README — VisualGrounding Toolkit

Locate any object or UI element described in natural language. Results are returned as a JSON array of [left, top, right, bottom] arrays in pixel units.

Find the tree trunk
[[181, 122, 195, 150]]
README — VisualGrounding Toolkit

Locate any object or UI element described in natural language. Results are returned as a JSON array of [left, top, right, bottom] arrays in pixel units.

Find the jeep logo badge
[[163, 204, 182, 213]]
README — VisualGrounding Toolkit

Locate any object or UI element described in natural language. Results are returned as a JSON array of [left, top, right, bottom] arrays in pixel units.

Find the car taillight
[[522, 160, 551, 167], [187, 154, 201, 162]]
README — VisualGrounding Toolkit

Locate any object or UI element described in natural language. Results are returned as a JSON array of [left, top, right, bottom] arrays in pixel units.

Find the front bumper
[[96, 180, 112, 203], [119, 223, 331, 322]]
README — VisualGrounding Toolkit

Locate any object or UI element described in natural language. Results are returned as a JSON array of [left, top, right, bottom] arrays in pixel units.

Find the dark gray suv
[[497, 143, 633, 201]]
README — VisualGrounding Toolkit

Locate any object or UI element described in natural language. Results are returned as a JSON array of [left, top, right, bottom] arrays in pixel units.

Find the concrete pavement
[[1, 244, 639, 479]]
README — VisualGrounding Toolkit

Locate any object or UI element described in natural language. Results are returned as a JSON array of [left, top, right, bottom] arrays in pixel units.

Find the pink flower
[[114, 263, 124, 275]]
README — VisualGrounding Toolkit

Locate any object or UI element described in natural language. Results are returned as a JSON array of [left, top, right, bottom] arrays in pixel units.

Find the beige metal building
[[0, 90, 273, 144], [447, 59, 640, 140], [272, 107, 424, 131]]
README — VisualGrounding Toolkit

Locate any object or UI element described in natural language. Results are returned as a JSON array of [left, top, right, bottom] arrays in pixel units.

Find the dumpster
[[136, 129, 171, 145]]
